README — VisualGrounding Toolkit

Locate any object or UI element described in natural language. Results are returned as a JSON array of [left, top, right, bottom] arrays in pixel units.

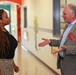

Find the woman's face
[[1, 11, 10, 26]]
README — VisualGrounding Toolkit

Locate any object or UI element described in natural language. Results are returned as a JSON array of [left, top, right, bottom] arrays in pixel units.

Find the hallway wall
[[21, 0, 76, 74], [21, 0, 60, 74]]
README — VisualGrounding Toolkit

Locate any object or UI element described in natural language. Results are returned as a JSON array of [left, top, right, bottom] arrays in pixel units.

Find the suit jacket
[[49, 23, 76, 75]]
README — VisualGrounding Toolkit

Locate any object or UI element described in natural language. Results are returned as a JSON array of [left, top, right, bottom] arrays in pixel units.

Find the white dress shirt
[[59, 20, 76, 57]]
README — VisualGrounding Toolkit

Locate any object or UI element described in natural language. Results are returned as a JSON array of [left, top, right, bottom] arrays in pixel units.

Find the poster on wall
[[60, 0, 66, 7], [60, 0, 66, 29], [34, 16, 38, 50]]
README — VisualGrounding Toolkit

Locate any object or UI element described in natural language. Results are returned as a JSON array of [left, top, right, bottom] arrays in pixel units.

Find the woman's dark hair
[[0, 9, 10, 57], [0, 9, 4, 20]]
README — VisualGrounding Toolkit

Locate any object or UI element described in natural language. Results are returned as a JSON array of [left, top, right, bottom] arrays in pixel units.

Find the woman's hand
[[14, 63, 19, 73]]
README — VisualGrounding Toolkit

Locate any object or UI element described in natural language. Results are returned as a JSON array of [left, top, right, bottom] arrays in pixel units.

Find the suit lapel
[[64, 23, 76, 44]]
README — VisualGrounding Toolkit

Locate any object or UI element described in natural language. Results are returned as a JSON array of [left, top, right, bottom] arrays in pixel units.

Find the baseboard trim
[[21, 45, 60, 75]]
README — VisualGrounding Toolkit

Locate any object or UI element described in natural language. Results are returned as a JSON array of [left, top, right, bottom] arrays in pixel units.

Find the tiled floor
[[14, 43, 56, 75]]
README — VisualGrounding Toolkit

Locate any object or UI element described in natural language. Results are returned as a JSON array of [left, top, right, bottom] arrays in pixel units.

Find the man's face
[[62, 6, 73, 23]]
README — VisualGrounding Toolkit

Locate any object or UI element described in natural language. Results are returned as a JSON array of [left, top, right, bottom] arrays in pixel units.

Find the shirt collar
[[71, 19, 76, 25], [67, 20, 76, 27]]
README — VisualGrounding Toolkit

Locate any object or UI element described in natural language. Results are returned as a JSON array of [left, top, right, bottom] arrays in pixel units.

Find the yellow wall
[[21, 0, 76, 74], [21, 0, 60, 74]]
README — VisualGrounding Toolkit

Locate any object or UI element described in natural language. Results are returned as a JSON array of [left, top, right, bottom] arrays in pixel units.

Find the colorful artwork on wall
[[34, 16, 38, 50]]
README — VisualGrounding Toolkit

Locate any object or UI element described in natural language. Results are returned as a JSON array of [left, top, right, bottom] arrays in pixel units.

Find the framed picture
[[60, 0, 66, 7], [23, 31, 28, 40], [60, 0, 67, 30], [53, 0, 60, 36], [60, 22, 66, 29], [53, 0, 67, 36], [24, 7, 27, 28], [60, 8, 64, 22]]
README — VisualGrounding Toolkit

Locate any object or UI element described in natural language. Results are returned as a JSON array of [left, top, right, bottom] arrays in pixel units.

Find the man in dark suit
[[38, 4, 76, 75]]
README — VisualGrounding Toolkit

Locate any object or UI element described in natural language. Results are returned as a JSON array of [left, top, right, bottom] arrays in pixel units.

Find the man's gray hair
[[67, 4, 76, 14]]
